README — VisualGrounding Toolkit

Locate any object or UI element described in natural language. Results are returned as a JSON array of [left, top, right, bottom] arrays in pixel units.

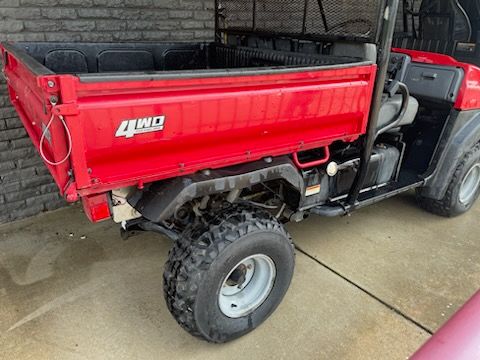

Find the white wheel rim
[[218, 254, 276, 318], [459, 163, 480, 205]]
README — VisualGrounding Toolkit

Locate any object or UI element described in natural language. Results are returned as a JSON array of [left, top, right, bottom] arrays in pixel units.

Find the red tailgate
[[71, 65, 376, 195]]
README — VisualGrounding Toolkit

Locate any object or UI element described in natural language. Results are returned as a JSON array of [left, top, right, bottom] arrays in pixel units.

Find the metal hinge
[[63, 181, 79, 203]]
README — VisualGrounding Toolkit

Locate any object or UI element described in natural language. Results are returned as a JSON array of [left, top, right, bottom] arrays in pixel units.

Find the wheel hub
[[226, 264, 248, 287], [459, 163, 480, 205], [219, 254, 276, 318]]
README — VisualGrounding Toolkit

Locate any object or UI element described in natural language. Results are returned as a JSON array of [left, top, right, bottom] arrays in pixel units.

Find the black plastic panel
[[98, 50, 154, 72], [45, 50, 88, 73], [330, 144, 401, 198], [163, 49, 207, 70], [403, 63, 464, 103], [388, 52, 411, 82]]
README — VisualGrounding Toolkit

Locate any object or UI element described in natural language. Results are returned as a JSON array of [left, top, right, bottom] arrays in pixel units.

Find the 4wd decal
[[115, 116, 165, 138]]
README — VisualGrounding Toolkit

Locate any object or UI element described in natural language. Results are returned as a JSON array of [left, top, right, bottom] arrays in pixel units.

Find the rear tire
[[163, 205, 295, 343], [417, 143, 480, 217]]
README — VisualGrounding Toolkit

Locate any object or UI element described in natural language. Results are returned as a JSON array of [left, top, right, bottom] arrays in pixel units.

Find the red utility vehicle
[[2, 0, 480, 343]]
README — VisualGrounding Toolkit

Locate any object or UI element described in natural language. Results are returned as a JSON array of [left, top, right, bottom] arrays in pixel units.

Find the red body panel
[[393, 48, 480, 110], [2, 43, 377, 220]]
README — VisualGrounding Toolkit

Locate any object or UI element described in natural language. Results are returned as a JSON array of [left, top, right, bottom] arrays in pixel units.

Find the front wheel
[[163, 205, 295, 343], [417, 143, 480, 217]]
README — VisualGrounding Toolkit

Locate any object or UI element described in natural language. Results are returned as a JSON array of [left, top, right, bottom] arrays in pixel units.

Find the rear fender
[[421, 110, 480, 200], [128, 156, 304, 223]]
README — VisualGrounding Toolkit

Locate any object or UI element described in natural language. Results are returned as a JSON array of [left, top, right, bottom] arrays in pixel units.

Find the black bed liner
[[16, 41, 363, 76]]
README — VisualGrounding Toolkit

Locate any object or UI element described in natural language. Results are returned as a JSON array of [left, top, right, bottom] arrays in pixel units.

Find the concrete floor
[[0, 192, 478, 360]]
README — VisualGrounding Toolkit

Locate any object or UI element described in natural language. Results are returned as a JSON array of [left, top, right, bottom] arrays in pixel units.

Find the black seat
[[378, 94, 419, 131], [418, 0, 472, 42], [393, 0, 473, 55], [459, 0, 480, 42]]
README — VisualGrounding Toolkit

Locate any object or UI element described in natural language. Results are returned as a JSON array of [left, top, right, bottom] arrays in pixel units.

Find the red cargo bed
[[1, 41, 376, 207]]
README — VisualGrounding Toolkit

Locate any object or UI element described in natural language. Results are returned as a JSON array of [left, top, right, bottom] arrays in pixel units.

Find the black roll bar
[[316, 0, 329, 32], [346, 0, 400, 206]]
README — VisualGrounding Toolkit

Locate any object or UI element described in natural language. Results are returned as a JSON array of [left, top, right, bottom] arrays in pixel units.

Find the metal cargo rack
[[215, 0, 387, 44]]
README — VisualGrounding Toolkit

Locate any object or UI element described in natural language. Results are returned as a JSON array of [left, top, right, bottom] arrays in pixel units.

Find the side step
[[311, 179, 424, 217]]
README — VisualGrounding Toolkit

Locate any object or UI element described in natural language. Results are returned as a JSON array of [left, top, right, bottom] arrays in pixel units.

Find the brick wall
[[0, 0, 214, 224]]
